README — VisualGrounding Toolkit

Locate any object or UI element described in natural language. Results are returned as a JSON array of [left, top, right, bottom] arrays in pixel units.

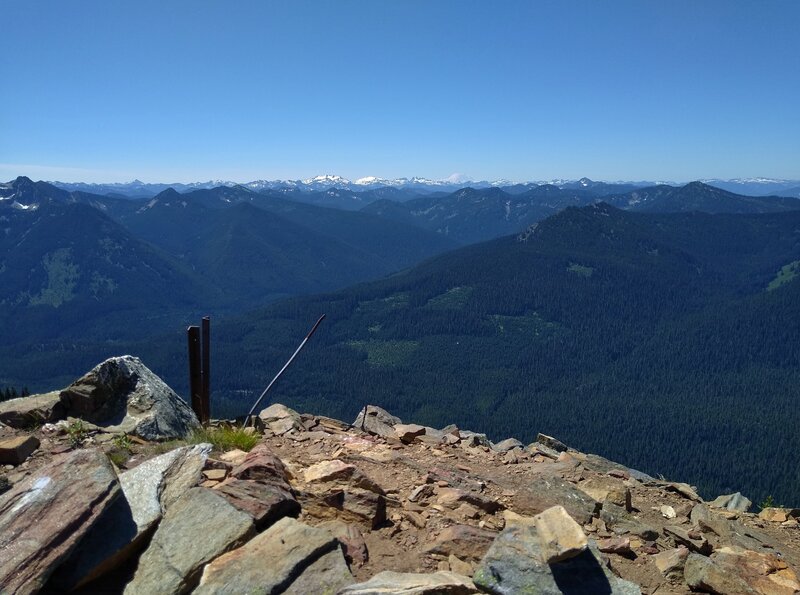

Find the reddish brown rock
[[597, 536, 634, 558], [0, 449, 120, 594], [652, 546, 689, 578], [230, 443, 292, 485], [0, 435, 40, 465], [215, 478, 300, 530], [425, 524, 497, 562]]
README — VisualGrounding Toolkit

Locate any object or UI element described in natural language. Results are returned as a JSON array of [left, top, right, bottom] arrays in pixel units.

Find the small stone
[[652, 546, 689, 577], [664, 525, 711, 555], [759, 507, 798, 523], [0, 435, 40, 465], [660, 505, 676, 519], [304, 459, 356, 483], [449, 554, 473, 577], [596, 537, 633, 557], [665, 482, 702, 502], [532, 505, 589, 563], [493, 438, 524, 453], [353, 405, 401, 438], [409, 484, 434, 502], [394, 423, 427, 444], [203, 468, 227, 481], [258, 403, 303, 436], [218, 449, 248, 466]]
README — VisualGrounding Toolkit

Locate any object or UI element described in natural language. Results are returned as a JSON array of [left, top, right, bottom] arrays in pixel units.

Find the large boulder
[[0, 449, 120, 594], [195, 517, 353, 594], [58, 356, 199, 440], [50, 444, 212, 589], [473, 520, 641, 595], [124, 487, 255, 595]]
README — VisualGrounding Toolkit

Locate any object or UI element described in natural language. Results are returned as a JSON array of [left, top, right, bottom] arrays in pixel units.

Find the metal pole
[[245, 314, 326, 422], [187, 326, 202, 421], [201, 316, 211, 424]]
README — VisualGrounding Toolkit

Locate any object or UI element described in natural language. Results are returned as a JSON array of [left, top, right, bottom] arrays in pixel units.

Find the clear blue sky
[[1, 0, 798, 183]]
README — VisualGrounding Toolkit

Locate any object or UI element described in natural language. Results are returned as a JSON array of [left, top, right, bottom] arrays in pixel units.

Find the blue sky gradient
[[1, 0, 798, 182]]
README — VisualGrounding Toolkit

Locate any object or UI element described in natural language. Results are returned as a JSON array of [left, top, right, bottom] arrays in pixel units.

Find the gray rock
[[709, 492, 752, 512], [600, 502, 659, 541], [492, 438, 524, 453], [0, 391, 65, 428], [690, 504, 777, 552], [663, 525, 711, 555], [258, 403, 303, 435], [59, 356, 200, 440], [516, 476, 600, 525], [473, 522, 641, 595], [51, 444, 211, 589], [460, 431, 492, 448], [196, 517, 352, 594], [536, 433, 568, 452], [0, 449, 120, 594], [353, 405, 402, 438], [339, 570, 478, 594], [124, 487, 254, 595], [684, 552, 758, 595]]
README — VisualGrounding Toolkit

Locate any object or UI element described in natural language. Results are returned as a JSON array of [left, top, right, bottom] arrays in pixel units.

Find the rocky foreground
[[1, 356, 799, 594]]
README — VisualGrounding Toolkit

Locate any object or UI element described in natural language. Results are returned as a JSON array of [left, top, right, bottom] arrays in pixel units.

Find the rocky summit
[[0, 361, 799, 594]]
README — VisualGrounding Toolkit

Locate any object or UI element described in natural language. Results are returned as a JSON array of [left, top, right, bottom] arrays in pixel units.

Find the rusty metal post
[[187, 325, 202, 421], [200, 316, 211, 424]]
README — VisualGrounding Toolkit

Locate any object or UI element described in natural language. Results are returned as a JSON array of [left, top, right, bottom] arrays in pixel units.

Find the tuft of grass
[[188, 426, 259, 452]]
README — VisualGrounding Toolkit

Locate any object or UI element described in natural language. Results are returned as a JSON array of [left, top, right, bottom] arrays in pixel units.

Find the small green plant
[[66, 420, 89, 448], [112, 433, 134, 450], [759, 495, 781, 510], [188, 426, 259, 452]]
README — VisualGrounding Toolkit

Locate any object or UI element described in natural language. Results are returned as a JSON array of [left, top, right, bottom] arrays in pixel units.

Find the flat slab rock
[[0, 449, 120, 594], [58, 355, 199, 440], [124, 487, 255, 595], [0, 391, 64, 428], [50, 444, 212, 589], [196, 516, 353, 594], [339, 570, 479, 594]]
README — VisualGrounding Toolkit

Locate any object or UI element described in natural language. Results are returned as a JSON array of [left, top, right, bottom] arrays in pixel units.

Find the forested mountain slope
[[115, 204, 800, 504]]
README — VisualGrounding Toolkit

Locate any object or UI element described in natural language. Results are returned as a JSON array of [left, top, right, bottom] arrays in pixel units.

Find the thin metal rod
[[187, 326, 202, 420], [201, 316, 211, 424], [245, 315, 326, 421]]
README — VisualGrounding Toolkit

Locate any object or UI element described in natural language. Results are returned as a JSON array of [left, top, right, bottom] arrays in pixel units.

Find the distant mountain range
[[47, 175, 800, 200]]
